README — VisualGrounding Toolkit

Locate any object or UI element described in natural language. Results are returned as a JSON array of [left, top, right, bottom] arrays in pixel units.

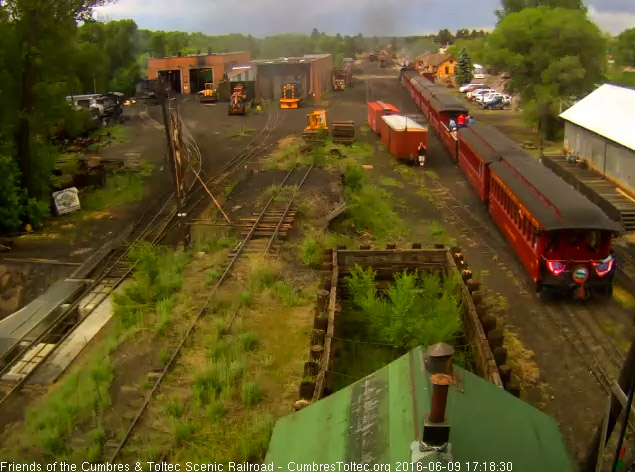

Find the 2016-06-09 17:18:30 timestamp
[[395, 462, 513, 472]]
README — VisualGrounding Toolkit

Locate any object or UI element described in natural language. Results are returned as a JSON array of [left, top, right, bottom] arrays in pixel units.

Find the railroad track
[[108, 164, 314, 463], [0, 106, 284, 407]]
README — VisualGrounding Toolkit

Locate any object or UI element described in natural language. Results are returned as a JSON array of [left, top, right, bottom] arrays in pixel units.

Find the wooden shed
[[381, 114, 429, 160], [367, 101, 400, 134]]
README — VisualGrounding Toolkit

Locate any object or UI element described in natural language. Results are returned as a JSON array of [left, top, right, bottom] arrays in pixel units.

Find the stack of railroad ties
[[397, 69, 623, 299]]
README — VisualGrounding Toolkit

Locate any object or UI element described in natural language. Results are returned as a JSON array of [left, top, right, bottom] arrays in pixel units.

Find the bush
[[343, 164, 365, 194], [346, 266, 462, 350], [300, 235, 322, 269]]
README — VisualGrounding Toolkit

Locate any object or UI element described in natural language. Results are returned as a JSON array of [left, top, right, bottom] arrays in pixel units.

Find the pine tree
[[457, 48, 473, 86]]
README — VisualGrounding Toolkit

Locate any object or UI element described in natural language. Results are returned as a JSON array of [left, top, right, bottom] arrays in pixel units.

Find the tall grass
[[81, 173, 146, 212], [24, 351, 114, 458]]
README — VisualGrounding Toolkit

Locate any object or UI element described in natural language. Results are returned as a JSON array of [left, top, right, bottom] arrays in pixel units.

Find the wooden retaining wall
[[295, 245, 522, 410]]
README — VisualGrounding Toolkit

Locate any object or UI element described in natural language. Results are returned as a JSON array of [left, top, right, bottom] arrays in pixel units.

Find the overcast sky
[[95, 0, 635, 36]]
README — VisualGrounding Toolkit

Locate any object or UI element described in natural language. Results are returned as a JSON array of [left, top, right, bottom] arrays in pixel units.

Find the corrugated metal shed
[[381, 115, 427, 131], [560, 84, 635, 152], [266, 346, 574, 470]]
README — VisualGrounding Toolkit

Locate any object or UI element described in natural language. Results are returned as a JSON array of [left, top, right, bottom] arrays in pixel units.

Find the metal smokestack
[[429, 374, 452, 424], [425, 342, 455, 375]]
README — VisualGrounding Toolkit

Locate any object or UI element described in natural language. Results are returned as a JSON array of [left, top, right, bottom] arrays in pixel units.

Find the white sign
[[52, 187, 81, 215]]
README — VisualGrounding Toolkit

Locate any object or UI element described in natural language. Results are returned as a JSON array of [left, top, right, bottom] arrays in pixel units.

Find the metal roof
[[253, 54, 331, 65], [468, 122, 523, 155], [407, 73, 467, 114], [381, 114, 427, 131], [266, 346, 574, 469], [458, 127, 500, 163], [491, 153, 624, 232], [559, 84, 635, 152]]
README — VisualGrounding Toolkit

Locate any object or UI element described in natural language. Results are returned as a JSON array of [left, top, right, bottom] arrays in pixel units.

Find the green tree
[[4, 0, 110, 200], [447, 38, 487, 64], [436, 28, 454, 45], [487, 7, 605, 139], [614, 28, 635, 67], [455, 28, 470, 40], [496, 0, 586, 19], [456, 48, 474, 86]]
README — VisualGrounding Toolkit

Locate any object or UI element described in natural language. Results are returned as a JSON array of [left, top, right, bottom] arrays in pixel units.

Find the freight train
[[400, 70, 623, 298]]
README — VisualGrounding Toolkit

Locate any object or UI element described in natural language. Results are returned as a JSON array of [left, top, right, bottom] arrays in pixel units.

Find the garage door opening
[[158, 69, 182, 94], [189, 68, 214, 94]]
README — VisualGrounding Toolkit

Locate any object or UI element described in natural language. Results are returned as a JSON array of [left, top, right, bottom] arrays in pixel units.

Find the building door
[[158, 70, 182, 94], [273, 75, 282, 99]]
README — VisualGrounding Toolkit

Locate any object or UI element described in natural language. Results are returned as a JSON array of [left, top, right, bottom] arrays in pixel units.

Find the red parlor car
[[488, 153, 623, 298]]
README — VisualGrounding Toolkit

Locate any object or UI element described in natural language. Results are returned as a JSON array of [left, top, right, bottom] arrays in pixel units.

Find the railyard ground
[[1, 61, 634, 467]]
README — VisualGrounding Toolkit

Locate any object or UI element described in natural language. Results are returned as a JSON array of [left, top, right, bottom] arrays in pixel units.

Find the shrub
[[343, 164, 365, 194], [300, 235, 322, 269], [346, 266, 462, 350]]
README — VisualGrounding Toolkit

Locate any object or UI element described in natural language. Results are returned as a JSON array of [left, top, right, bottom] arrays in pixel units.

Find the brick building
[[147, 51, 251, 94]]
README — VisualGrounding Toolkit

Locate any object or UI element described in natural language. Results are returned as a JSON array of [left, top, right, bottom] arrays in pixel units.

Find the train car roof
[[429, 94, 469, 114], [381, 114, 427, 131], [458, 127, 501, 164], [468, 122, 523, 154], [491, 153, 623, 232]]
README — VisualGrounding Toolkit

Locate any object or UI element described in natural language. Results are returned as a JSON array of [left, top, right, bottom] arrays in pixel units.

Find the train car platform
[[541, 154, 635, 293]]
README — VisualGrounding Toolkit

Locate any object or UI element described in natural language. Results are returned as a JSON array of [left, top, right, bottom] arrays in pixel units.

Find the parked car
[[466, 88, 493, 100], [481, 92, 504, 103], [472, 89, 496, 102], [501, 72, 510, 79], [502, 95, 512, 105], [482, 96, 508, 110], [459, 83, 487, 93]]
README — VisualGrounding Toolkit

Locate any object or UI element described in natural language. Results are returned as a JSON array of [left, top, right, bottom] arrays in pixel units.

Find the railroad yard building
[[147, 51, 251, 94], [560, 84, 635, 195], [252, 54, 332, 101]]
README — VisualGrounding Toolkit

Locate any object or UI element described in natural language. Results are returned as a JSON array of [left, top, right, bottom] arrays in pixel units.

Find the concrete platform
[[0, 279, 87, 365], [28, 294, 113, 385]]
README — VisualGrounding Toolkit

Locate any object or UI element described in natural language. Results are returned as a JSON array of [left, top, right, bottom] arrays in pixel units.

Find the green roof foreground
[[265, 347, 573, 472]]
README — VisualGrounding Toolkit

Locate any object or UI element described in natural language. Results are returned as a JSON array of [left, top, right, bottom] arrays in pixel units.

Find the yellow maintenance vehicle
[[228, 84, 247, 116], [302, 109, 356, 145], [198, 82, 219, 103], [280, 83, 301, 109], [302, 109, 328, 143]]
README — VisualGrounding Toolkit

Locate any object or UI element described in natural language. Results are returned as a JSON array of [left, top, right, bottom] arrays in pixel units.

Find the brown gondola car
[[399, 68, 623, 298]]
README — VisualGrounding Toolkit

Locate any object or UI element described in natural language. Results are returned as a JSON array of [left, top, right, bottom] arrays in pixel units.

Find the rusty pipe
[[429, 374, 453, 423]]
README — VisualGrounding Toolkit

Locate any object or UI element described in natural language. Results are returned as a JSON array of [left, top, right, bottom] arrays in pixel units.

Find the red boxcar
[[381, 114, 428, 161], [488, 153, 622, 297], [367, 101, 400, 134]]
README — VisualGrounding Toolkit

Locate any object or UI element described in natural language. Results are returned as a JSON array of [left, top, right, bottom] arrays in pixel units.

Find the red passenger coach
[[458, 123, 526, 201], [488, 153, 622, 298], [429, 95, 467, 161], [457, 127, 499, 201]]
